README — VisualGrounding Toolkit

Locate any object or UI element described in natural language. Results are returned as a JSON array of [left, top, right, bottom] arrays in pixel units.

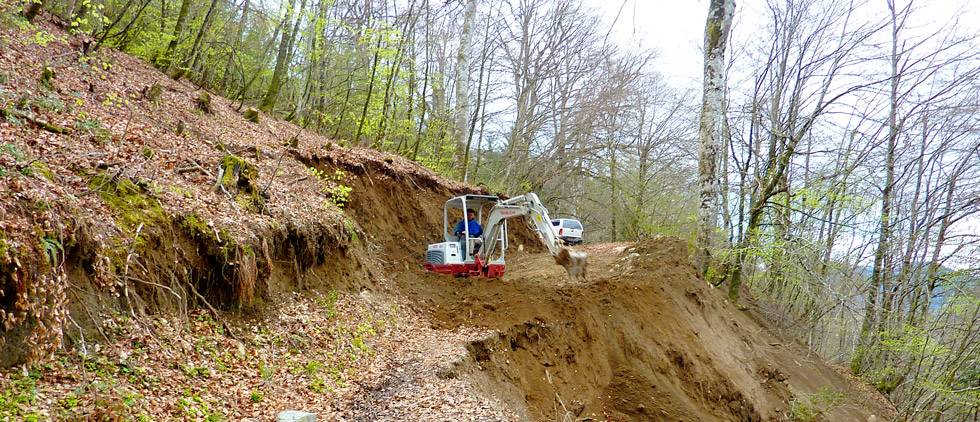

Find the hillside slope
[[0, 17, 893, 421], [0, 15, 486, 364]]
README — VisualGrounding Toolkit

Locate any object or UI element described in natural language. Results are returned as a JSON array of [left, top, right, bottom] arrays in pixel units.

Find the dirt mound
[[395, 239, 895, 421]]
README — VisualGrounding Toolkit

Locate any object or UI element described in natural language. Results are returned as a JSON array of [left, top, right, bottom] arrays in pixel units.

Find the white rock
[[277, 410, 316, 422]]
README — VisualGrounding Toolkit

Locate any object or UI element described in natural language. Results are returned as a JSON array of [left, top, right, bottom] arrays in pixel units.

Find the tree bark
[[463, 11, 491, 183], [183, 0, 221, 79], [452, 0, 478, 176], [163, 0, 192, 70], [411, 1, 431, 161], [354, 31, 384, 145], [853, 0, 902, 375], [259, 0, 301, 112], [694, 0, 735, 278], [220, 0, 252, 93]]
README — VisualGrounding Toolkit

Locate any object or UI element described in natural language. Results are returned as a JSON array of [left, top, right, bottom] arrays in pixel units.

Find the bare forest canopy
[[3, 0, 980, 419]]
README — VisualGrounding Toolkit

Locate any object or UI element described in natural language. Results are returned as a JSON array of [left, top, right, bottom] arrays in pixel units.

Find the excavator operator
[[454, 208, 483, 256]]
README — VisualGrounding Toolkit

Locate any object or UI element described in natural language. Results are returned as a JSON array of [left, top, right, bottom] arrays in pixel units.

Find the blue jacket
[[454, 219, 483, 237]]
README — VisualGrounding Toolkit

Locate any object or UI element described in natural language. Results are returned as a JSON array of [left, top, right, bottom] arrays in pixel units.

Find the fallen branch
[[176, 159, 214, 178], [1, 107, 72, 134], [212, 164, 234, 199]]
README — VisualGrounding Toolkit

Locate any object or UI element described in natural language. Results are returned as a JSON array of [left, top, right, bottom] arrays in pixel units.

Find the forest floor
[[0, 16, 895, 421]]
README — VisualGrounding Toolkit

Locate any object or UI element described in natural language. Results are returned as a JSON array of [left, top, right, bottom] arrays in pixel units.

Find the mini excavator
[[423, 193, 587, 279]]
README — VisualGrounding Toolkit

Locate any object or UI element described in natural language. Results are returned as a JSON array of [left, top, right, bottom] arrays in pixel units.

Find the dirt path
[[386, 239, 894, 421], [338, 312, 517, 421]]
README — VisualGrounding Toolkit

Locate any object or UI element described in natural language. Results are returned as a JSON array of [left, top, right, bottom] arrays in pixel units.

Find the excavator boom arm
[[479, 193, 587, 279]]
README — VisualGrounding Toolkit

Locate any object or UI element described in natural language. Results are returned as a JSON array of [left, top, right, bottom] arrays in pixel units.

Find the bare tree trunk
[[609, 132, 619, 242], [411, 1, 431, 161], [259, 0, 300, 112], [354, 31, 384, 146], [233, 18, 283, 108], [463, 11, 491, 183], [694, 0, 735, 278], [452, 0, 478, 176], [162, 0, 192, 70], [220, 0, 252, 93], [182, 0, 221, 79], [853, 0, 902, 375], [375, 2, 417, 148]]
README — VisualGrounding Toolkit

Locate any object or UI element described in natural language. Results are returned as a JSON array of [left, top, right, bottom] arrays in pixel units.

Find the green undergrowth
[[309, 167, 352, 209], [1, 143, 57, 181], [789, 387, 846, 421], [0, 367, 43, 421]]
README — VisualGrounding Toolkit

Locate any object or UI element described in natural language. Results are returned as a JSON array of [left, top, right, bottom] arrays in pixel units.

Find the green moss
[[219, 154, 253, 187], [178, 213, 235, 260], [219, 154, 263, 212], [30, 161, 55, 181], [194, 91, 211, 113], [234, 194, 258, 212], [706, 20, 721, 46], [144, 83, 162, 102], [168, 185, 193, 199], [0, 230, 9, 262], [87, 173, 169, 277], [243, 107, 259, 123], [89, 172, 167, 234], [179, 214, 216, 241]]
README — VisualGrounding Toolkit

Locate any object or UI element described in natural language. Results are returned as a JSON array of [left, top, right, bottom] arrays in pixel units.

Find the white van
[[550, 219, 583, 245]]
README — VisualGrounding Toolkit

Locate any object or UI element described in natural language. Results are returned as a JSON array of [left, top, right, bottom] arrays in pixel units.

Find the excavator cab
[[424, 194, 507, 277], [423, 193, 588, 279]]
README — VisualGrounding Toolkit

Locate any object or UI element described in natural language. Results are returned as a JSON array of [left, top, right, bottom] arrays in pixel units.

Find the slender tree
[[694, 0, 735, 279], [260, 0, 301, 112]]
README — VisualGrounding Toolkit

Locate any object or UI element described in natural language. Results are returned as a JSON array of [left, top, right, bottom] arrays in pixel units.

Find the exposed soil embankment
[[390, 240, 895, 421]]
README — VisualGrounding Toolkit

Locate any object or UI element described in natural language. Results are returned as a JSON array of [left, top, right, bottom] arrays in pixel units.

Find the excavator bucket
[[555, 247, 588, 280]]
